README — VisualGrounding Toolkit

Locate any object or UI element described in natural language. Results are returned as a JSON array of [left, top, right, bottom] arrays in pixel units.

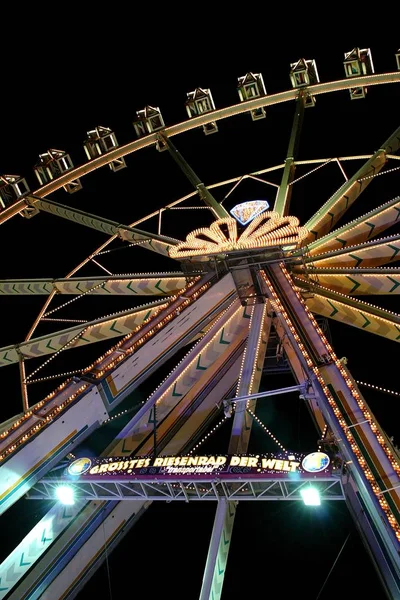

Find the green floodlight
[[56, 485, 75, 506], [300, 486, 321, 506]]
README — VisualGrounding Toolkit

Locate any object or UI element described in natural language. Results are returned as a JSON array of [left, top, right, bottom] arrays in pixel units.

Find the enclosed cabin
[[84, 126, 126, 172], [343, 47, 374, 99], [0, 174, 30, 211], [185, 88, 218, 135], [396, 49, 400, 71], [289, 58, 319, 107], [34, 149, 82, 193], [237, 72, 267, 120], [133, 106, 166, 151]]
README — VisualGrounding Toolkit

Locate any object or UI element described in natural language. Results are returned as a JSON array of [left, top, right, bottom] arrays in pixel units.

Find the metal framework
[[28, 474, 345, 502], [0, 55, 400, 600]]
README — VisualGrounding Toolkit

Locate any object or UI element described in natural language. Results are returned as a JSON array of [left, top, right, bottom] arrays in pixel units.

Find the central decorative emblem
[[230, 200, 269, 225], [301, 452, 330, 473], [169, 212, 308, 259], [67, 457, 92, 476]]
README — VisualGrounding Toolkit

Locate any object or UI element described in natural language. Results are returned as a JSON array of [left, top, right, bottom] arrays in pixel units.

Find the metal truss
[[27, 475, 345, 503]]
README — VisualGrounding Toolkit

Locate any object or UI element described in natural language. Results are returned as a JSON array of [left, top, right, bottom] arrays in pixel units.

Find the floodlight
[[300, 486, 321, 506], [56, 485, 75, 505]]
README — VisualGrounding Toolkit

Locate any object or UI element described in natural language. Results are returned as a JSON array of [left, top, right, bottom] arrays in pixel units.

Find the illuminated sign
[[66, 453, 331, 481], [230, 200, 269, 226], [67, 457, 92, 476], [301, 452, 330, 473]]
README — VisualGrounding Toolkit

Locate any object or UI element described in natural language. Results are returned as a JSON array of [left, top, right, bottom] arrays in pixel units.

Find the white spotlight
[[56, 485, 75, 505], [300, 486, 321, 506]]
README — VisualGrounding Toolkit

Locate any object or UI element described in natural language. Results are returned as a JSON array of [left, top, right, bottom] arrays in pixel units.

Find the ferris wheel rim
[[0, 71, 399, 228], [24, 73, 400, 196]]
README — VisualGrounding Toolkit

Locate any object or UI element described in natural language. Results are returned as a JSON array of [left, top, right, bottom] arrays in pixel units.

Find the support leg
[[199, 298, 271, 599], [199, 499, 236, 600]]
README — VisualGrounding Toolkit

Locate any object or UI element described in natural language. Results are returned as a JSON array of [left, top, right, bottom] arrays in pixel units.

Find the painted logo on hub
[[67, 457, 92, 476], [301, 452, 330, 473]]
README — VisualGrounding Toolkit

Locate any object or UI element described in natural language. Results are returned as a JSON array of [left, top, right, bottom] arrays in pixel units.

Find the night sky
[[0, 25, 399, 600]]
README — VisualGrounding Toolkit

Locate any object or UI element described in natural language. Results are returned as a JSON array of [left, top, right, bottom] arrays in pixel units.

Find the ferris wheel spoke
[[306, 195, 400, 255], [303, 125, 400, 243], [26, 196, 179, 257], [18, 357, 29, 412], [304, 233, 400, 269], [21, 187, 211, 344], [0, 274, 188, 296], [294, 268, 400, 295], [0, 300, 168, 368], [159, 132, 229, 219], [274, 94, 305, 216], [303, 285, 400, 342], [22, 195, 202, 341]]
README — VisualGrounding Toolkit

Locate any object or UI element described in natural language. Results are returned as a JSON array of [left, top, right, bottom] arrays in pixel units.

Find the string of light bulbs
[[356, 380, 400, 397], [246, 407, 286, 451], [188, 416, 229, 454]]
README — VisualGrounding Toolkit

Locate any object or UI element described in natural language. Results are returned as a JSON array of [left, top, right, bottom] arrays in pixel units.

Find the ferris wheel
[[0, 48, 400, 600]]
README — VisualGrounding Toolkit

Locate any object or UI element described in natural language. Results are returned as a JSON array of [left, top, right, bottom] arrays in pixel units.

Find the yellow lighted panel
[[308, 199, 400, 255], [310, 236, 400, 269], [169, 212, 308, 259], [295, 272, 400, 295]]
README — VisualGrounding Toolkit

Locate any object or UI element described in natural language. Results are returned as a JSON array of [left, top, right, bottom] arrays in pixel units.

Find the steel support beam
[[0, 299, 169, 367], [159, 133, 229, 220], [108, 299, 249, 457], [200, 298, 271, 600], [304, 125, 400, 242], [295, 268, 400, 296], [274, 93, 305, 216], [307, 195, 400, 255], [304, 281, 400, 320], [25, 196, 178, 256], [303, 285, 400, 344], [0, 273, 189, 295], [199, 499, 232, 600], [272, 316, 326, 434], [229, 302, 271, 453], [231, 384, 302, 404], [263, 264, 400, 597], [344, 478, 400, 600], [2, 341, 246, 600], [18, 356, 29, 412]]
